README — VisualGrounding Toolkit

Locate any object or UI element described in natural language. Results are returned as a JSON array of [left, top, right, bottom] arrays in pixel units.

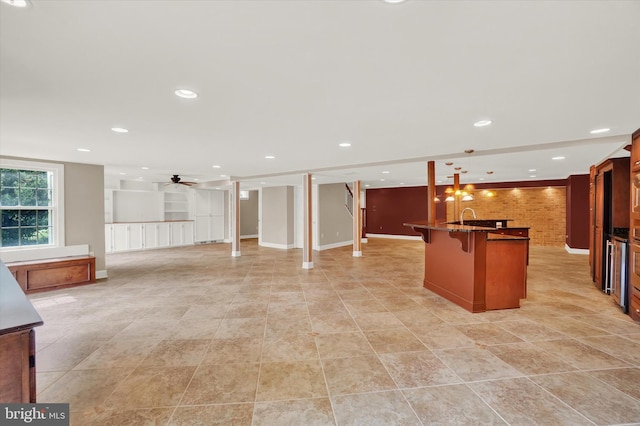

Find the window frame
[[0, 159, 65, 251]]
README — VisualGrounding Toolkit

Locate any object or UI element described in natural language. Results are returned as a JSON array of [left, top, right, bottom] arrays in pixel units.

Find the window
[[0, 160, 64, 249]]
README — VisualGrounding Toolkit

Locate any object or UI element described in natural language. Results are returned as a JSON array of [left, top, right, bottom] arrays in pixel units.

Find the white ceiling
[[1, 0, 639, 190]]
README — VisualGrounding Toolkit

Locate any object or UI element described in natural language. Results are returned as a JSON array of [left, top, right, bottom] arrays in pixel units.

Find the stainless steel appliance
[[607, 235, 629, 313]]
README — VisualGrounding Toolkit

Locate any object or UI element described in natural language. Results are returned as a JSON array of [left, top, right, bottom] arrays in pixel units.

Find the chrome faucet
[[460, 207, 477, 225]]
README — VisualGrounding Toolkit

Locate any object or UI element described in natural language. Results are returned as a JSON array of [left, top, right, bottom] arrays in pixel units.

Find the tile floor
[[29, 238, 640, 425]]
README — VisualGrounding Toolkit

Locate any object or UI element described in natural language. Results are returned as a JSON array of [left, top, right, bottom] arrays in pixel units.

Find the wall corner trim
[[564, 244, 589, 255]]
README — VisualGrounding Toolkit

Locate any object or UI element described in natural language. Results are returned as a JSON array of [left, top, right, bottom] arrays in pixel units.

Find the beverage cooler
[[607, 234, 629, 313]]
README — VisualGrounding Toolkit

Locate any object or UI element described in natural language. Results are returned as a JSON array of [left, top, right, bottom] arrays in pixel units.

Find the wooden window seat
[[5, 256, 96, 294]]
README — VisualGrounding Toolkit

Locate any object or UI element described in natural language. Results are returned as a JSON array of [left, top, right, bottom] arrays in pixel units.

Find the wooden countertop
[[0, 261, 43, 335]]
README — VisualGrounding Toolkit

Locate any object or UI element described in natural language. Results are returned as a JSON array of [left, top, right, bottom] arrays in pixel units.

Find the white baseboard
[[302, 261, 314, 269], [361, 238, 368, 244], [0, 244, 90, 263], [259, 242, 295, 250], [565, 244, 589, 255], [366, 233, 422, 241], [353, 250, 363, 257], [96, 270, 108, 279], [316, 240, 353, 251], [231, 251, 241, 257], [241, 234, 258, 239]]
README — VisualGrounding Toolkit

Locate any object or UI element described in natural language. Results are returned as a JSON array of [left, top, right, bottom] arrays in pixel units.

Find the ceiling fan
[[159, 175, 197, 186]]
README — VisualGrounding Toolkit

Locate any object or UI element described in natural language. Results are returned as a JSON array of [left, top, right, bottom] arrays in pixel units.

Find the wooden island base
[[407, 222, 528, 313]]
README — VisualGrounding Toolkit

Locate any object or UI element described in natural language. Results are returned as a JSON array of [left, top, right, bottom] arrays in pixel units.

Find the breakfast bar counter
[[405, 221, 529, 312]]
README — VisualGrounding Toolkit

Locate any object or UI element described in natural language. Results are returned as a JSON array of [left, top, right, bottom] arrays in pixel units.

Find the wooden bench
[[5, 256, 96, 294]]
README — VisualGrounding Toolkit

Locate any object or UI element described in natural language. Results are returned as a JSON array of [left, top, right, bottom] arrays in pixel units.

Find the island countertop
[[403, 220, 529, 312], [0, 261, 43, 335]]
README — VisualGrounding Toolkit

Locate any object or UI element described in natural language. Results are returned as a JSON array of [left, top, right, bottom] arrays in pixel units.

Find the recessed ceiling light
[[437, 180, 442, 183], [174, 89, 198, 99], [339, 142, 352, 148], [111, 127, 128, 133], [220, 174, 228, 178], [479, 178, 485, 181], [119, 172, 126, 175], [400, 182, 405, 185], [260, 182, 266, 185], [141, 167, 149, 170], [383, 0, 406, 3], [1, 0, 31, 8], [552, 156, 565, 160], [76, 148, 91, 152], [473, 120, 492, 127], [528, 169, 536, 172], [194, 178, 199, 181], [380, 179, 385, 181], [312, 177, 316, 180], [590, 128, 610, 134], [530, 175, 537, 178], [382, 171, 390, 174], [212, 165, 221, 169], [265, 155, 275, 159]]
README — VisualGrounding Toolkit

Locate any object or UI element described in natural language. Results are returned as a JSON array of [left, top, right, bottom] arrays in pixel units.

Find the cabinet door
[[182, 222, 194, 245], [195, 217, 210, 242], [143, 224, 157, 249], [128, 224, 143, 250], [105, 225, 113, 253], [210, 215, 225, 241], [112, 224, 129, 252], [170, 222, 183, 246], [629, 242, 640, 321], [157, 223, 171, 247], [632, 172, 640, 217]]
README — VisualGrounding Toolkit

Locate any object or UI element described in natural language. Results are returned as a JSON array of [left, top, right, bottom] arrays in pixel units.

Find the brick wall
[[446, 186, 566, 247]]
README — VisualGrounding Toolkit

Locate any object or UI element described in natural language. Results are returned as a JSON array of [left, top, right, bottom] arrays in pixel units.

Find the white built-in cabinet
[[194, 189, 225, 243], [105, 221, 194, 253]]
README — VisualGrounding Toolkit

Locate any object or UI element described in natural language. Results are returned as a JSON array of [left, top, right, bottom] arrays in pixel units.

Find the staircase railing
[[345, 183, 354, 216]]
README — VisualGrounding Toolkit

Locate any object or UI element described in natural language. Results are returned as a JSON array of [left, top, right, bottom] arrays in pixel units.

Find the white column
[[302, 173, 313, 269], [231, 181, 241, 257], [353, 180, 362, 257]]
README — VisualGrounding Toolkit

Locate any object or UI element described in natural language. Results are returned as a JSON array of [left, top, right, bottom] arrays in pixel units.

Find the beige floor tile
[[78, 407, 174, 426], [578, 334, 640, 365], [37, 338, 103, 372], [409, 323, 476, 350], [379, 350, 462, 388], [392, 309, 444, 328], [141, 339, 209, 367], [403, 384, 506, 425], [454, 322, 523, 346], [73, 338, 159, 370], [364, 328, 426, 354], [38, 368, 131, 411], [434, 347, 522, 381], [104, 366, 196, 409], [535, 339, 632, 370], [310, 313, 359, 333], [322, 355, 396, 396], [587, 367, 640, 400], [469, 378, 595, 425], [180, 363, 259, 405], [180, 304, 229, 321], [264, 313, 312, 339], [531, 372, 640, 425], [225, 301, 269, 318], [168, 403, 254, 426], [256, 360, 328, 401], [215, 317, 265, 339], [36, 370, 66, 394], [487, 342, 577, 375], [493, 319, 567, 341], [169, 318, 222, 340], [253, 398, 335, 426], [315, 332, 375, 359], [202, 337, 262, 364], [261, 333, 319, 362], [332, 391, 420, 425], [352, 312, 405, 330]]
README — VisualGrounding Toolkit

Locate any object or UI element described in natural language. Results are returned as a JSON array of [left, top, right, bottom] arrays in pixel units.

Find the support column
[[302, 173, 313, 269], [453, 173, 461, 222], [353, 180, 362, 257], [231, 181, 241, 257], [427, 161, 436, 226]]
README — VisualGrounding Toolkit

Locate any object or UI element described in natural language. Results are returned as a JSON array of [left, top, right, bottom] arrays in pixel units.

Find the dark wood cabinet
[[591, 157, 630, 291], [630, 128, 640, 322]]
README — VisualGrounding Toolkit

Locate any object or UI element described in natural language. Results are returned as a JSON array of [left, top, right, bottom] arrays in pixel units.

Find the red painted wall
[[566, 174, 590, 249], [366, 186, 445, 236]]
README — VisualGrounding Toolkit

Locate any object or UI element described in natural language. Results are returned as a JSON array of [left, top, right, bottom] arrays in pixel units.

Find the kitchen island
[[405, 221, 529, 313]]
